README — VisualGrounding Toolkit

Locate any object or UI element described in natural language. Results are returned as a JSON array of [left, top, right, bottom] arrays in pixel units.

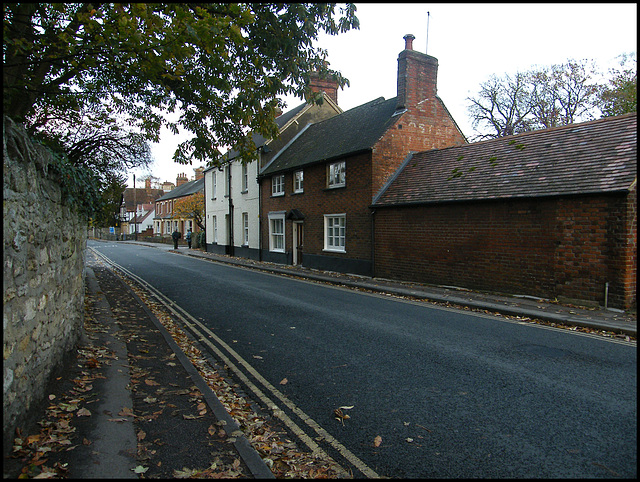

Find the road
[[88, 240, 637, 478]]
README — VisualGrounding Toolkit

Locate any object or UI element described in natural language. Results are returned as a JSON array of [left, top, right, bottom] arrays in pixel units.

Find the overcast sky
[[136, 3, 637, 187]]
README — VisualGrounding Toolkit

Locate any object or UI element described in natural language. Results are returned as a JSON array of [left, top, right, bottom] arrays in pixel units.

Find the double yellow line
[[89, 247, 380, 478]]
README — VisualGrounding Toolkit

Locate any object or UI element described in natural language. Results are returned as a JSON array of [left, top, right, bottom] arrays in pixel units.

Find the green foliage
[[598, 53, 637, 117], [4, 3, 359, 167], [47, 149, 103, 219], [91, 173, 127, 229], [196, 230, 206, 248]]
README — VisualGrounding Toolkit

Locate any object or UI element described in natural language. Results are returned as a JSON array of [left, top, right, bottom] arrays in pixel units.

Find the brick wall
[[260, 152, 373, 270], [374, 193, 636, 309]]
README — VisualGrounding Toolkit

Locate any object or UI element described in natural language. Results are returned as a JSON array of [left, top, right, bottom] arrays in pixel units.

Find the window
[[272, 175, 284, 196], [213, 216, 218, 243], [328, 161, 346, 188], [268, 212, 285, 252], [224, 166, 230, 196], [212, 171, 217, 199], [324, 214, 346, 252], [241, 164, 248, 192], [242, 213, 249, 246], [294, 170, 304, 193]]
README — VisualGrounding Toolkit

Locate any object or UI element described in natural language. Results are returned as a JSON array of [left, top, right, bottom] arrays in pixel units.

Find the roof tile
[[373, 113, 637, 206]]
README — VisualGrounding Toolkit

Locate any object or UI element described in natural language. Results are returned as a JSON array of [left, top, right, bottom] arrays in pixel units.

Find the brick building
[[203, 82, 342, 259], [372, 113, 637, 309], [258, 34, 465, 275]]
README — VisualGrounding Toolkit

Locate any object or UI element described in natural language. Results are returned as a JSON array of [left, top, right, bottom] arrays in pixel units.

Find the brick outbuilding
[[258, 35, 465, 275], [372, 113, 637, 309]]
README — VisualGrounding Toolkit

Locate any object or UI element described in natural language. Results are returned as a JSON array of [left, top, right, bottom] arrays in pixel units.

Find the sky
[[133, 3, 637, 187]]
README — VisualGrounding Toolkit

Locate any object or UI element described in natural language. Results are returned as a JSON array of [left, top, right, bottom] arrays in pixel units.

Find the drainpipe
[[370, 208, 376, 277], [604, 282, 609, 309], [227, 164, 234, 256]]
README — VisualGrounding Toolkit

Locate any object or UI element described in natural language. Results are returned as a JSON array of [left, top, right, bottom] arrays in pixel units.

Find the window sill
[[323, 185, 345, 192], [323, 248, 346, 254]]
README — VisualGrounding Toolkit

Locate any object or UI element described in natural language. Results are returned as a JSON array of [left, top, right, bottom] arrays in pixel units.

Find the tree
[[91, 172, 128, 229], [172, 192, 205, 231], [466, 72, 535, 140], [467, 59, 601, 140], [598, 53, 637, 117], [3, 3, 359, 167]]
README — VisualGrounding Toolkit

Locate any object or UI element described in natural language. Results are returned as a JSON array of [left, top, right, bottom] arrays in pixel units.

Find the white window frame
[[213, 216, 218, 243], [242, 212, 249, 246], [268, 212, 286, 252], [327, 161, 345, 188], [293, 170, 304, 193], [241, 163, 248, 192], [324, 214, 346, 252], [224, 165, 230, 196], [212, 171, 217, 199], [272, 174, 285, 196]]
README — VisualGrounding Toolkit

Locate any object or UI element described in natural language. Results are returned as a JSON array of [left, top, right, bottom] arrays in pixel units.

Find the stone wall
[[3, 117, 87, 451]]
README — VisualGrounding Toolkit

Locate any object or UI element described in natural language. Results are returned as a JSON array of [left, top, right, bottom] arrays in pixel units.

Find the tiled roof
[[260, 97, 399, 176], [156, 177, 204, 201], [207, 101, 310, 169], [122, 188, 164, 210], [373, 113, 637, 207]]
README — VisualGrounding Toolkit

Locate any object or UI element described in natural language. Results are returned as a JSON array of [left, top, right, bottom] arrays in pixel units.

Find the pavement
[[5, 239, 635, 479]]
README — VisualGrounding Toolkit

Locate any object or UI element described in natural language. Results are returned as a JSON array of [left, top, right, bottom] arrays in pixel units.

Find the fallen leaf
[[279, 378, 288, 385], [333, 409, 351, 426], [137, 430, 146, 441], [406, 438, 414, 443], [373, 435, 382, 447], [118, 407, 134, 417], [143, 396, 157, 403], [48, 395, 56, 401], [83, 438, 91, 445], [208, 425, 216, 436], [132, 465, 148, 474], [253, 355, 263, 360], [174, 467, 199, 478], [145, 379, 160, 386], [77, 408, 91, 417]]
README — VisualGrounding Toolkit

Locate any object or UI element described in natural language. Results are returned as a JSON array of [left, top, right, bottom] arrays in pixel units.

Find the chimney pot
[[403, 34, 415, 51]]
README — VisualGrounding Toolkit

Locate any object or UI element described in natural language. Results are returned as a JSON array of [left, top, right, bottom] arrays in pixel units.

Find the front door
[[293, 222, 304, 265]]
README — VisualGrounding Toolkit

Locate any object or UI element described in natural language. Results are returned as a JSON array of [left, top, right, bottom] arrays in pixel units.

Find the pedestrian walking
[[186, 229, 192, 249], [171, 229, 181, 249]]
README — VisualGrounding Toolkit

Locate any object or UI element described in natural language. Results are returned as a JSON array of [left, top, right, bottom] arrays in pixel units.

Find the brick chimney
[[396, 33, 438, 112], [145, 178, 151, 189], [194, 166, 204, 180], [308, 69, 339, 105], [176, 173, 188, 187]]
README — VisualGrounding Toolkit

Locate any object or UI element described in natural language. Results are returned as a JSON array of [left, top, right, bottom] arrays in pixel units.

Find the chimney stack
[[396, 33, 438, 112], [145, 178, 151, 189], [176, 173, 188, 187], [308, 68, 339, 105], [194, 166, 204, 180]]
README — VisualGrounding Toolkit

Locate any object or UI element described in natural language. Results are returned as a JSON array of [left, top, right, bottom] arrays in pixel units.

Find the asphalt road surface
[[88, 241, 637, 478]]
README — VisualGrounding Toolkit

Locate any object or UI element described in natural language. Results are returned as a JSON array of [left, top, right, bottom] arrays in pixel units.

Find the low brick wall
[[3, 117, 87, 451], [374, 193, 636, 310]]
